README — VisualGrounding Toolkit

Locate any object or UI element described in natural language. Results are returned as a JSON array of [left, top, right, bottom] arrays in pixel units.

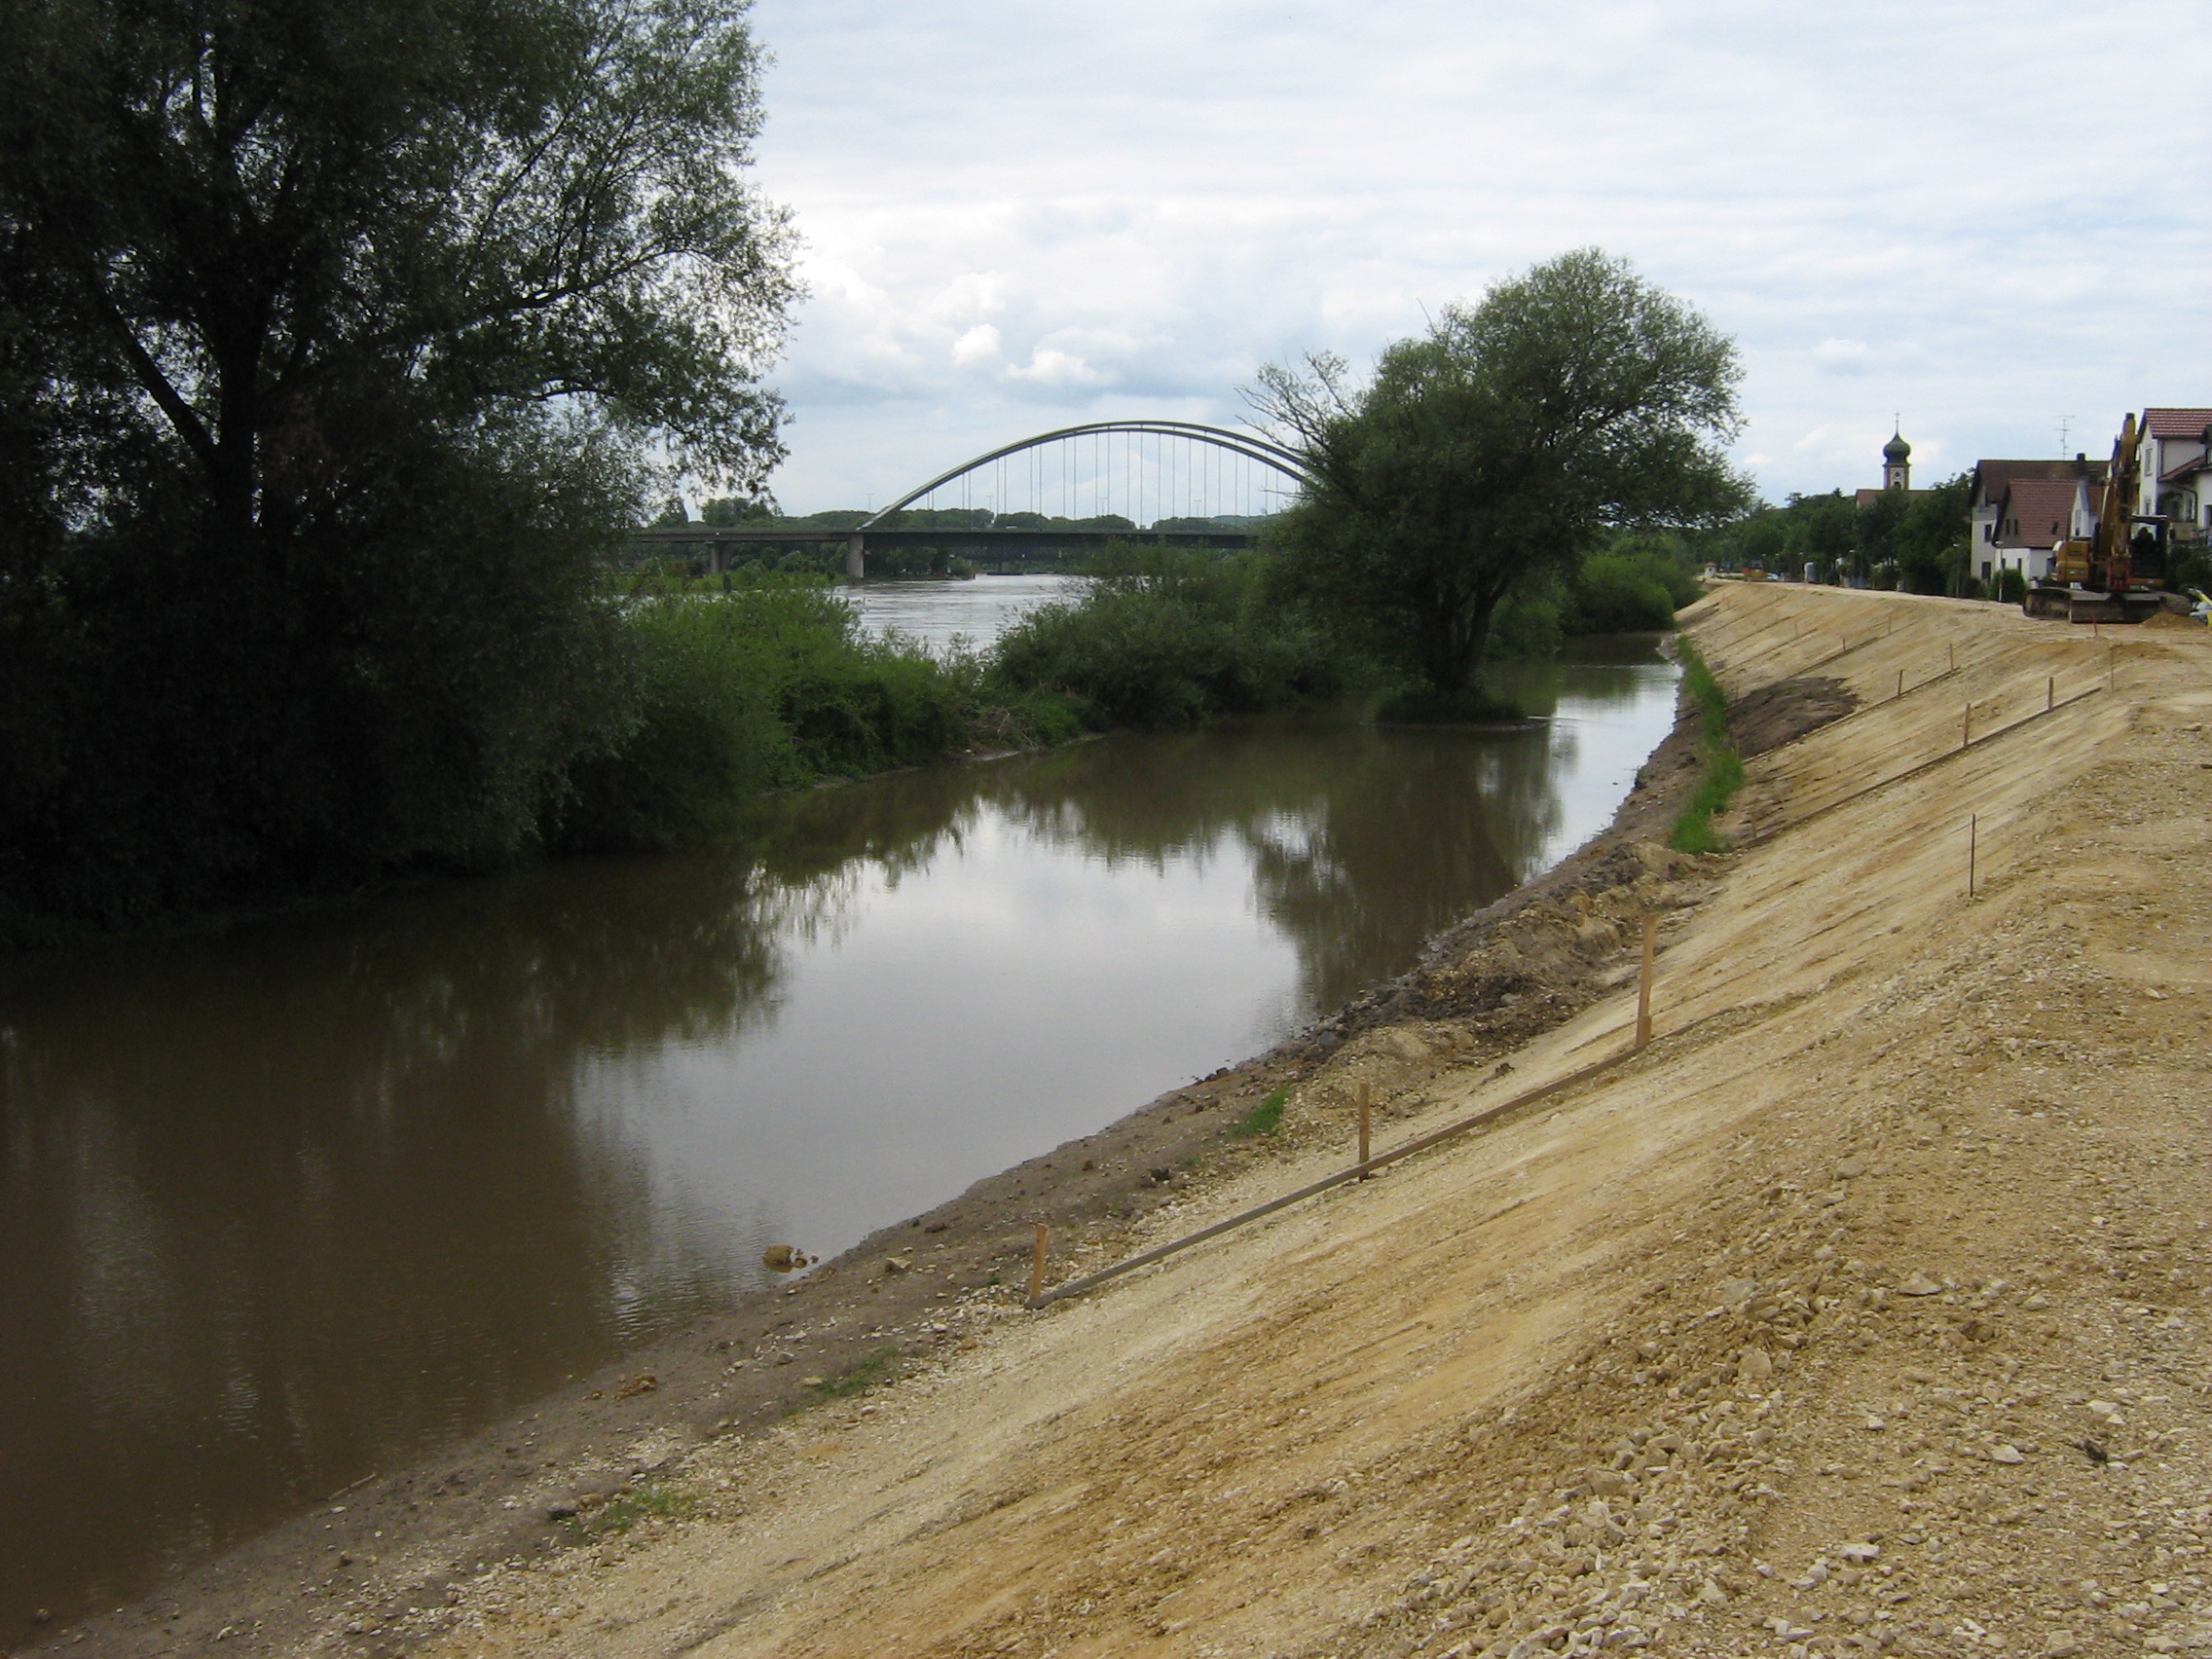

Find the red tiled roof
[[2140, 408, 2212, 438], [1995, 477, 2083, 547], [1970, 458, 2107, 508], [2162, 454, 2212, 484]]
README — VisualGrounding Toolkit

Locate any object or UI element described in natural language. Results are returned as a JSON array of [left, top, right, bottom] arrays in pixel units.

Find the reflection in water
[[0, 642, 1676, 1629], [842, 572, 1088, 652]]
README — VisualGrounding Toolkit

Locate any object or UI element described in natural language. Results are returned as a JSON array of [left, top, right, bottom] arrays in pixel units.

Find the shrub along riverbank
[[993, 547, 1351, 728], [553, 571, 1082, 854], [555, 547, 1355, 857], [1, 535, 1708, 942], [560, 532, 1712, 863]]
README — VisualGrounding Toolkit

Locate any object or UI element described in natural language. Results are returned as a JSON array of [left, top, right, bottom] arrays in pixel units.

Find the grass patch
[[805, 1345, 905, 1402], [1374, 683, 1524, 724], [569, 1477, 696, 1536], [1668, 640, 1745, 854], [1230, 1088, 1288, 1138]]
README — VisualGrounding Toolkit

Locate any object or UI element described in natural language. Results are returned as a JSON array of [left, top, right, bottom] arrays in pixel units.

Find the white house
[[2133, 407, 2212, 536], [1967, 458, 2106, 585], [1987, 474, 2099, 584]]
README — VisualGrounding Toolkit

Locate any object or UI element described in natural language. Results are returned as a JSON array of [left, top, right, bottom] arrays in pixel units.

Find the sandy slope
[[368, 585, 2211, 1659]]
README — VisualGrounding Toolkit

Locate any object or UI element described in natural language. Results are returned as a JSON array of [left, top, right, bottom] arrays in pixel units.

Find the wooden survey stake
[[1635, 913, 1657, 1050]]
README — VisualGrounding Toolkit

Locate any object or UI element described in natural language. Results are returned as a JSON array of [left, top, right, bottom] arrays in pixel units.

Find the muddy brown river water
[[0, 594, 1676, 1634]]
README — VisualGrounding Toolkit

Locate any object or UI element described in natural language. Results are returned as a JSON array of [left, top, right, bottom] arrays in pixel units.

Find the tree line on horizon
[[1710, 482, 1978, 597]]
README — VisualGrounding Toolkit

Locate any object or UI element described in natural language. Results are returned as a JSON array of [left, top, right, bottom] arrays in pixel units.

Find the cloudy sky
[[743, 1, 2211, 515]]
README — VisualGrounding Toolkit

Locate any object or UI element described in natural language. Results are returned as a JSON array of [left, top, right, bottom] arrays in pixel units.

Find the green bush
[[993, 548, 1348, 728], [555, 575, 989, 852], [1562, 538, 1703, 634], [2169, 539, 2212, 598], [1993, 568, 2028, 605], [1570, 554, 1678, 632]]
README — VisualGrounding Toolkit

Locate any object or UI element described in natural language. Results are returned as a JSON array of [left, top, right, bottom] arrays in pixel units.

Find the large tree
[[0, 0, 796, 931], [1891, 471, 1972, 595], [1253, 250, 1747, 698]]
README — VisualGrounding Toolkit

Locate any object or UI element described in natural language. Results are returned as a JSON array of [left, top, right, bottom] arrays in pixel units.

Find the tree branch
[[92, 282, 217, 472]]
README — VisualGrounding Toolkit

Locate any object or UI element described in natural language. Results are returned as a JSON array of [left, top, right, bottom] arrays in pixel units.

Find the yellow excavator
[[2035, 414, 2169, 623]]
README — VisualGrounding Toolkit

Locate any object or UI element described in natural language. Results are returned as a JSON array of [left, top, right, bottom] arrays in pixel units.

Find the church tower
[[1883, 428, 1912, 491]]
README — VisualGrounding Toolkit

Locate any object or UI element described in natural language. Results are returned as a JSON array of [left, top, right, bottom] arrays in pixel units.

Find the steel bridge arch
[[860, 420, 1311, 528]]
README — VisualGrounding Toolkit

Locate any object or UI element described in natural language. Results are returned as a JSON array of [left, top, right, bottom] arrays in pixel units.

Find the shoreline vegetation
[[550, 528, 1715, 818], [1, 535, 1707, 948]]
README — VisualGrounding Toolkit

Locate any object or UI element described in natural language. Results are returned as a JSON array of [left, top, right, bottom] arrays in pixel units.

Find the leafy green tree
[[700, 497, 780, 526], [1784, 491, 1857, 578], [1894, 472, 1972, 595], [1254, 250, 1748, 699], [0, 0, 796, 932]]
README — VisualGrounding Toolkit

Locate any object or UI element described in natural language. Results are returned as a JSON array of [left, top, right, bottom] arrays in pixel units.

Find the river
[[842, 571, 1085, 651], [0, 582, 1677, 1629]]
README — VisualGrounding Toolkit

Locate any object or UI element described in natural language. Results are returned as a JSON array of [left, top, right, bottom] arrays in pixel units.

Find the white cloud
[[1008, 347, 1098, 387], [746, 0, 2212, 510], [951, 324, 1001, 368]]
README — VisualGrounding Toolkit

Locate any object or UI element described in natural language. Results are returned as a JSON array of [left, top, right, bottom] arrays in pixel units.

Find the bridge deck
[[632, 526, 1258, 551]]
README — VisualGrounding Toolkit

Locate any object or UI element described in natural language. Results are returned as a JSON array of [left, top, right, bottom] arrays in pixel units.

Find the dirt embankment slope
[[144, 587, 2212, 1659]]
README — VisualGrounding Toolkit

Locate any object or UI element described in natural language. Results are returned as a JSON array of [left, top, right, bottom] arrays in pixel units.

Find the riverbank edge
[[39, 618, 1854, 1659]]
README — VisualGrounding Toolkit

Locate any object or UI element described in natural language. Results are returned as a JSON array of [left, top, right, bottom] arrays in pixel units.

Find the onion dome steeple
[[1883, 425, 1912, 490]]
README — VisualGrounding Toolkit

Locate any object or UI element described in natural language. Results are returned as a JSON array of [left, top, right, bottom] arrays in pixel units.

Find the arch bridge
[[635, 420, 1312, 577]]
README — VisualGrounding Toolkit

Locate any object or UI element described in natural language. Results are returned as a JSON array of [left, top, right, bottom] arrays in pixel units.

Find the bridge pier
[[844, 533, 865, 581]]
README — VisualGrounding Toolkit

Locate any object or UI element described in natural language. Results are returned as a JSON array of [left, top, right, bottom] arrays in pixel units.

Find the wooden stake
[[1029, 1223, 1048, 1304], [1635, 913, 1657, 1051], [1949, 642, 1956, 672], [1969, 814, 1977, 899], [2046, 675, 2053, 711], [1897, 668, 1904, 701], [1356, 1082, 1372, 1177], [1963, 700, 1971, 749]]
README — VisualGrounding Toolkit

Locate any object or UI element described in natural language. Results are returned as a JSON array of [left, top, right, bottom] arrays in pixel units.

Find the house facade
[[1990, 475, 2099, 583], [2133, 408, 2212, 541], [1967, 458, 2107, 584]]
